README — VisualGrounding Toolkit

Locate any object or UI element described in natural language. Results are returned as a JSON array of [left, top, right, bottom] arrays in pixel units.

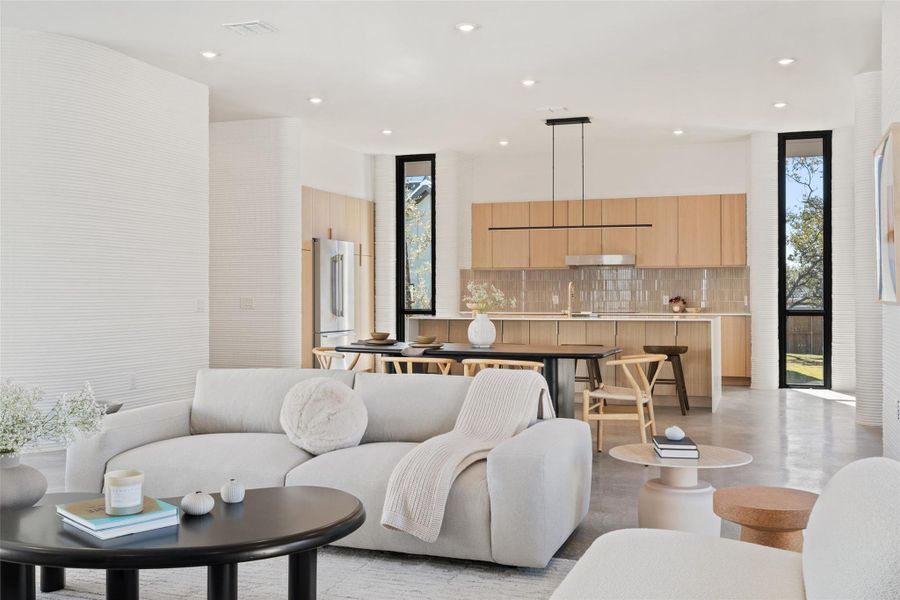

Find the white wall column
[[830, 127, 856, 392], [748, 132, 779, 389], [881, 1, 900, 458], [374, 155, 396, 333], [853, 71, 883, 426]]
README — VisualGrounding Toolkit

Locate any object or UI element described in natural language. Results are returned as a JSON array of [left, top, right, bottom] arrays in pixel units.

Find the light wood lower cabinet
[[721, 316, 751, 379]]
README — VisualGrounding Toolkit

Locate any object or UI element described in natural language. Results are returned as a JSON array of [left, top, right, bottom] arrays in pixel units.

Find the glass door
[[778, 132, 832, 388]]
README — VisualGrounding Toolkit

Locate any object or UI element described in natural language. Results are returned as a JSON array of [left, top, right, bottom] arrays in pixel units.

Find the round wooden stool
[[713, 485, 818, 552]]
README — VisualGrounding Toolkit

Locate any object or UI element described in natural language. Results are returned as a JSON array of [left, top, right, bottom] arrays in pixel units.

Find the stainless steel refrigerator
[[313, 238, 356, 365]]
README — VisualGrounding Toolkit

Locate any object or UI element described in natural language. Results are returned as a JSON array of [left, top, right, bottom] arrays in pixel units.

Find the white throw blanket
[[381, 368, 555, 543]]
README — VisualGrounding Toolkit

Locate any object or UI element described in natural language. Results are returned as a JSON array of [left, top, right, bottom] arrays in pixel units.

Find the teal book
[[57, 496, 178, 531]]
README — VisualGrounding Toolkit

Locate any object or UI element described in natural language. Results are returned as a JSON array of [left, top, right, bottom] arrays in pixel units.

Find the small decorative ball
[[181, 491, 215, 516], [665, 425, 686, 441], [220, 478, 245, 504]]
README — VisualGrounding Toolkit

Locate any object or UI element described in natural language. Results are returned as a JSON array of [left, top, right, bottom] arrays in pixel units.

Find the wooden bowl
[[415, 336, 436, 344], [370, 331, 390, 341]]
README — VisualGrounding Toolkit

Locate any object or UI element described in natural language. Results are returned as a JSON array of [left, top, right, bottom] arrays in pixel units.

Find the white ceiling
[[1, 1, 883, 155]]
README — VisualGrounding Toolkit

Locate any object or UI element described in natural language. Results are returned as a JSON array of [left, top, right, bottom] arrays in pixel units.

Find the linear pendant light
[[488, 116, 652, 232]]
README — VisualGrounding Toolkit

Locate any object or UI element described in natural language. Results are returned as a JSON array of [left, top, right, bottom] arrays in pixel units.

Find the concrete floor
[[21, 386, 882, 561]]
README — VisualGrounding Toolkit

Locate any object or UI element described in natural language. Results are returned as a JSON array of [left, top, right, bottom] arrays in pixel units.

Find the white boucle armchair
[[551, 457, 900, 600]]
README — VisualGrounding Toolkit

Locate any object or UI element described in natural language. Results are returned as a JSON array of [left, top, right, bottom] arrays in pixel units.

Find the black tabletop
[[336, 342, 621, 360], [0, 487, 365, 569]]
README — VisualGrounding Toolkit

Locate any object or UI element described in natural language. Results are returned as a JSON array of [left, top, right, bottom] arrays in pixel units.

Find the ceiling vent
[[535, 106, 568, 114], [222, 20, 278, 35]]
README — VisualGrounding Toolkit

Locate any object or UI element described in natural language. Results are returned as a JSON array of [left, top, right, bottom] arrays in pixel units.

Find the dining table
[[334, 341, 622, 418]]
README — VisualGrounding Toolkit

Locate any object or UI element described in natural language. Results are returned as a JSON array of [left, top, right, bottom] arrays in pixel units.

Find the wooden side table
[[713, 485, 818, 552]]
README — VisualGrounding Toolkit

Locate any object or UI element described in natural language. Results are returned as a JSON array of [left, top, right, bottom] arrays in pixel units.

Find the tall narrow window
[[396, 154, 436, 337], [778, 132, 832, 388]]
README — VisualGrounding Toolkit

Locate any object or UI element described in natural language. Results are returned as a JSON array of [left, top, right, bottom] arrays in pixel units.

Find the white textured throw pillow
[[280, 378, 368, 455]]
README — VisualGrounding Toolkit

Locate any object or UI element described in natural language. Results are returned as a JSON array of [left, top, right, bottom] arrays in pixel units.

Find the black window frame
[[777, 130, 832, 389], [395, 154, 437, 339]]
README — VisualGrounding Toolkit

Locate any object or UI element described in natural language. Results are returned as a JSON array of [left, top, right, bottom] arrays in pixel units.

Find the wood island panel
[[614, 321, 646, 387], [676, 321, 712, 397], [418, 319, 449, 342], [448, 320, 470, 343], [502, 321, 530, 344], [529, 321, 559, 345], [586, 321, 617, 383], [558, 321, 587, 345], [644, 321, 678, 396], [721, 316, 751, 379]]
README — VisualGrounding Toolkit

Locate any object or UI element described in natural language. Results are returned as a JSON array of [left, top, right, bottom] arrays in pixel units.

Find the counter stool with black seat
[[642, 345, 690, 415]]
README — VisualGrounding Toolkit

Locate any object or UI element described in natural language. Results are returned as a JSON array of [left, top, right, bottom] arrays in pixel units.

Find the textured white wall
[[209, 119, 302, 367], [374, 155, 396, 333], [472, 139, 748, 203], [831, 127, 856, 393], [748, 132, 779, 390], [300, 131, 374, 201], [853, 73, 884, 425], [882, 2, 900, 459], [0, 30, 209, 413]]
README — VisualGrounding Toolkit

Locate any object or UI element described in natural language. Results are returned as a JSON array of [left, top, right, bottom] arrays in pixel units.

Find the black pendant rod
[[581, 122, 585, 226], [551, 123, 556, 227]]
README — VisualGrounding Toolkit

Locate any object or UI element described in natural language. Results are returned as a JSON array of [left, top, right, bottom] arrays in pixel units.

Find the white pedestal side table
[[610, 443, 753, 536]]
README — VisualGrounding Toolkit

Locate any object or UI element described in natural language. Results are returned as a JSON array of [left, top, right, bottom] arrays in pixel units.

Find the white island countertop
[[409, 312, 746, 322]]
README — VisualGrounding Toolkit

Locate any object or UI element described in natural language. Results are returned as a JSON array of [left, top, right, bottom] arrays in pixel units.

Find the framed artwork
[[875, 123, 899, 304]]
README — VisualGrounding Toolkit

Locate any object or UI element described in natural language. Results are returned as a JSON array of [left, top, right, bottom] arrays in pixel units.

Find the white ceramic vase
[[468, 313, 496, 348], [0, 454, 47, 510], [220, 478, 245, 503], [181, 491, 215, 516]]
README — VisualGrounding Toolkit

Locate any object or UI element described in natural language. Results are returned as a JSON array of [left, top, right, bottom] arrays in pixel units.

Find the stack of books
[[653, 435, 699, 459], [57, 496, 179, 540]]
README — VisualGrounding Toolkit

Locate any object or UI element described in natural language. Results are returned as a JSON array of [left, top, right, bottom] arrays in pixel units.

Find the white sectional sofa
[[552, 457, 900, 599], [66, 368, 592, 568]]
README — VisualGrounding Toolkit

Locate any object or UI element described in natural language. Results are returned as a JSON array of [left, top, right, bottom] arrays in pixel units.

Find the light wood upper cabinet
[[567, 199, 603, 256], [601, 198, 636, 256], [678, 195, 722, 266], [636, 196, 678, 267], [721, 194, 747, 266], [491, 202, 530, 268], [471, 204, 493, 269], [529, 201, 568, 268]]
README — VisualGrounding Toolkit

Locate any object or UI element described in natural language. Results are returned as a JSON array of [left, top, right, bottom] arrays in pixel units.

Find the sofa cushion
[[353, 372, 471, 443], [551, 528, 804, 600], [191, 368, 356, 434], [285, 442, 492, 562], [280, 378, 367, 455], [803, 457, 900, 600], [107, 433, 313, 498]]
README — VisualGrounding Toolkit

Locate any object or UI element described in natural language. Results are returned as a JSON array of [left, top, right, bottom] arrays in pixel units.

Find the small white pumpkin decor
[[665, 425, 686, 441], [220, 478, 245, 504], [181, 491, 215, 516]]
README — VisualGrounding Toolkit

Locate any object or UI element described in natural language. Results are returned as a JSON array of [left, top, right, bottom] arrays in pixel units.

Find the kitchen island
[[408, 313, 729, 412]]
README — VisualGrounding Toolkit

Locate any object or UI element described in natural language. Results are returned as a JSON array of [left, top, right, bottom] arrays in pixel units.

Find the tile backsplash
[[460, 267, 750, 313]]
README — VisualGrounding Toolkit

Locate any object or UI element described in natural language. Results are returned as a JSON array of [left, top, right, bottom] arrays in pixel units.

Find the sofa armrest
[[487, 418, 592, 567], [65, 399, 192, 492]]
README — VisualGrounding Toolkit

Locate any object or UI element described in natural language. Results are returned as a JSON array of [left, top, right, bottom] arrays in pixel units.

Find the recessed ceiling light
[[499, 140, 509, 146], [773, 102, 788, 109], [308, 97, 323, 105], [672, 130, 684, 136], [382, 129, 393, 135], [201, 51, 218, 59], [521, 79, 537, 87], [455, 23, 479, 33], [777, 58, 796, 66]]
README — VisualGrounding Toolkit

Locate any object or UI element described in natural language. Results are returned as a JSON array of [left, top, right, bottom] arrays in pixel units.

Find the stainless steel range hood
[[565, 254, 636, 267]]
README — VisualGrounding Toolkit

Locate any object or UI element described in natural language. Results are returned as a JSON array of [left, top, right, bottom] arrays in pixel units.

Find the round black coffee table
[[0, 486, 365, 600]]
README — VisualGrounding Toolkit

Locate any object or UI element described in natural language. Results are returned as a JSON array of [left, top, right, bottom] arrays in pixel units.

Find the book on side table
[[56, 496, 179, 540], [653, 435, 700, 459]]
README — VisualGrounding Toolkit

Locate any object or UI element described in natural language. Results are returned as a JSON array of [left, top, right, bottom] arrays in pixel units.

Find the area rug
[[36, 547, 575, 599]]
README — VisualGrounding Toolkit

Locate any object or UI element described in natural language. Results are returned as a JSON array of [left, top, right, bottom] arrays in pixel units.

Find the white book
[[62, 514, 179, 540]]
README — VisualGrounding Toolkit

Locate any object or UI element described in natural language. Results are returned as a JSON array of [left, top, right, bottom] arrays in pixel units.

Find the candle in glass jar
[[104, 469, 145, 516]]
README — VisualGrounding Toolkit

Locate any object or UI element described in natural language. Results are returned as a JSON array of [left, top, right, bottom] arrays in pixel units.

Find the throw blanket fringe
[[381, 369, 554, 542]]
